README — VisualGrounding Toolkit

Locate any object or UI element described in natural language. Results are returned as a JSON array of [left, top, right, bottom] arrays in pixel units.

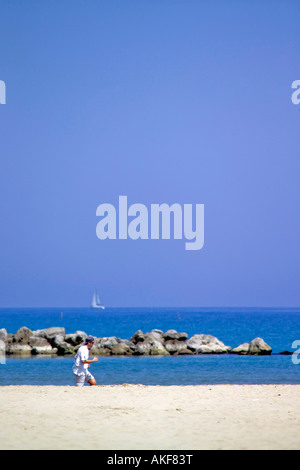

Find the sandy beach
[[0, 384, 299, 450]]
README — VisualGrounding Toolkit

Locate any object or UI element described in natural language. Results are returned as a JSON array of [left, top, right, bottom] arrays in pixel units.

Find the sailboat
[[91, 290, 105, 310]]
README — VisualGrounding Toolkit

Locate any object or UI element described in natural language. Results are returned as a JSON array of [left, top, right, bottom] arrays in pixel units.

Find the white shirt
[[73, 345, 89, 376]]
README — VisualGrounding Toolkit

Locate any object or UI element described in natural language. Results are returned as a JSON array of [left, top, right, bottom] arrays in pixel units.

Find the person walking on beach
[[73, 335, 98, 386]]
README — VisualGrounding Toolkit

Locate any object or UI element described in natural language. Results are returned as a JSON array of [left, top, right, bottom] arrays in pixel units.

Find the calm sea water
[[1, 307, 300, 385]]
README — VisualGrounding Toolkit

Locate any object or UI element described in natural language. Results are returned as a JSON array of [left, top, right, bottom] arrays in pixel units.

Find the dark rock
[[186, 334, 231, 354], [163, 330, 188, 341], [248, 337, 272, 355], [29, 336, 55, 355], [230, 343, 250, 355], [90, 343, 111, 356], [46, 334, 74, 355], [65, 331, 87, 346], [176, 348, 194, 355], [111, 342, 132, 355], [130, 330, 145, 344], [49, 334, 65, 348], [56, 341, 75, 356], [165, 339, 190, 355], [34, 327, 66, 340], [6, 343, 32, 355], [144, 330, 164, 342], [101, 336, 119, 349], [134, 341, 151, 355], [134, 336, 169, 355], [14, 326, 33, 344]]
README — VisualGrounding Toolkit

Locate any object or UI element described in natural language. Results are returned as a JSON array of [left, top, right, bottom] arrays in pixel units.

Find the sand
[[0, 384, 299, 450]]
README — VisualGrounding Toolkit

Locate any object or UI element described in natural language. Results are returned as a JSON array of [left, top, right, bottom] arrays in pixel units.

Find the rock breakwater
[[0, 326, 272, 356]]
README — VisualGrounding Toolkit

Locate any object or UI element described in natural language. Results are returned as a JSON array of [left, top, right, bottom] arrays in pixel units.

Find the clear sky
[[0, 0, 299, 308]]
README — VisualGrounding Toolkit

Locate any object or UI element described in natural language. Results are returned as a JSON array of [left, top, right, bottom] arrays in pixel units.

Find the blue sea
[[1, 307, 300, 385]]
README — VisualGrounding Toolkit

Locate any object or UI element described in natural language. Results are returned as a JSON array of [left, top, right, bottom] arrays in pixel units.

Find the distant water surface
[[0, 307, 300, 385]]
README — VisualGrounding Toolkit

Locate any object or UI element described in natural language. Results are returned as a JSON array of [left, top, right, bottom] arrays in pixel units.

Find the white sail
[[91, 290, 105, 309]]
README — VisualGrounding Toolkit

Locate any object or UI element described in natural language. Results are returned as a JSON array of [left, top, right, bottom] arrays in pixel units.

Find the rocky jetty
[[0, 326, 273, 357]]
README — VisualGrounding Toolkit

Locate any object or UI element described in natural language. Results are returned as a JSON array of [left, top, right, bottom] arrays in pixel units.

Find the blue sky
[[0, 0, 299, 307]]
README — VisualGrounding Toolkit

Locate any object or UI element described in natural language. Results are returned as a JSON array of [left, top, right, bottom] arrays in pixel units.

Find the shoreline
[[1, 384, 299, 450]]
